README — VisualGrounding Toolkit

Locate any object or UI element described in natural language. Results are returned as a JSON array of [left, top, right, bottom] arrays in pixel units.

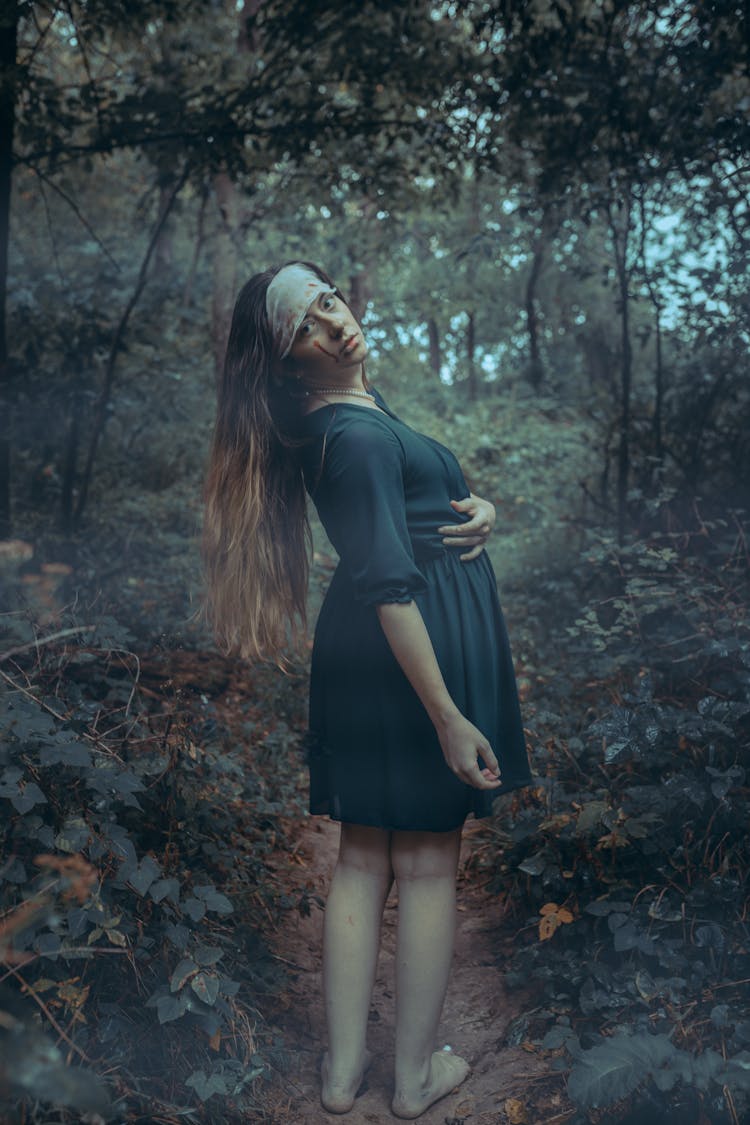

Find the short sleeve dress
[[295, 385, 534, 832]]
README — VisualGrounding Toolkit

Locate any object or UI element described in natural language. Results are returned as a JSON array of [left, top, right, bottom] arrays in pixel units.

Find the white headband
[[265, 264, 334, 360]]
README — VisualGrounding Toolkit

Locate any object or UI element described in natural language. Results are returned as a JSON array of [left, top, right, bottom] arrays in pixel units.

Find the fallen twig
[[0, 625, 96, 664]]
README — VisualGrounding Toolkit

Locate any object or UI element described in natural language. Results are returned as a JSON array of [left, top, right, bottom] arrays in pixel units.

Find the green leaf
[[518, 851, 547, 876], [54, 817, 92, 853], [38, 740, 92, 768], [128, 855, 162, 896], [190, 971, 219, 1006], [156, 993, 188, 1024], [170, 958, 198, 992], [10, 782, 47, 814], [194, 945, 224, 965], [193, 885, 233, 914], [575, 800, 609, 834], [186, 1069, 229, 1100], [149, 877, 180, 903], [182, 897, 206, 922], [567, 1033, 676, 1110]]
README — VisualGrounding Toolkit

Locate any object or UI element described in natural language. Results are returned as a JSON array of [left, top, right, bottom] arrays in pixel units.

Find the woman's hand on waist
[[437, 492, 496, 562]]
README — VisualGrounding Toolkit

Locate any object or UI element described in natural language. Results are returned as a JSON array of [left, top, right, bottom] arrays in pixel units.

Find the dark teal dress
[[296, 386, 533, 832]]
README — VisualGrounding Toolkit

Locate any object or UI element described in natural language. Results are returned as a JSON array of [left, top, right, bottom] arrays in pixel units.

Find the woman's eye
[[323, 295, 335, 309], [299, 321, 313, 336]]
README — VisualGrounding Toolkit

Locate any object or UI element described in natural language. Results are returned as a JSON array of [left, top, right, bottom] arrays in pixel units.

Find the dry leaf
[[539, 914, 559, 941], [504, 1096, 529, 1123], [538, 902, 575, 940]]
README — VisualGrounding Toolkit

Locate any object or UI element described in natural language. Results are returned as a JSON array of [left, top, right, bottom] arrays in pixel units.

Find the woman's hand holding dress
[[437, 493, 496, 561]]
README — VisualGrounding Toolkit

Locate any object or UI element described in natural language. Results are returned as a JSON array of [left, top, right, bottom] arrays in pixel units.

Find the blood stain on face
[[313, 341, 339, 360]]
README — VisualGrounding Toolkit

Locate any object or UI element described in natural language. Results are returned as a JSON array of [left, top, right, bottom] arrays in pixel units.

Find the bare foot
[[321, 1047, 374, 1114], [391, 1050, 470, 1119]]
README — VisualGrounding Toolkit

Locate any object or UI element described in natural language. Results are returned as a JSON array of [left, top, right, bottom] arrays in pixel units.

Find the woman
[[202, 261, 533, 1119]]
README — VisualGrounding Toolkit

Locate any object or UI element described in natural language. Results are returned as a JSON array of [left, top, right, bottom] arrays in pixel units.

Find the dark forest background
[[0, 1, 748, 1122]]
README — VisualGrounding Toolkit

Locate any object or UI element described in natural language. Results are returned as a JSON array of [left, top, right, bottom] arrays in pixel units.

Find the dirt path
[[260, 816, 568, 1125]]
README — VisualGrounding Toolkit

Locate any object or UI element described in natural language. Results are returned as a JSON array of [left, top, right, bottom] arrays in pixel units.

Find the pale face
[[287, 290, 367, 380]]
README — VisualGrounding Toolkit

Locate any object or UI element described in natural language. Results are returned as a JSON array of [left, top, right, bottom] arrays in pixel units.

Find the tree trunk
[[75, 167, 189, 526], [466, 309, 477, 402], [427, 317, 441, 380], [347, 196, 377, 322], [0, 0, 18, 539], [347, 268, 371, 323], [183, 183, 208, 308], [637, 192, 665, 474], [652, 303, 663, 465], [579, 328, 617, 396], [525, 233, 545, 389], [153, 179, 175, 282], [209, 0, 260, 381], [608, 191, 633, 546], [211, 170, 240, 382], [60, 394, 79, 535]]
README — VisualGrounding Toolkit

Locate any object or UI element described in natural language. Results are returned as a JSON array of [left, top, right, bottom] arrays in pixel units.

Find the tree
[[3, 0, 473, 528], [460, 0, 750, 539], [0, 0, 18, 537]]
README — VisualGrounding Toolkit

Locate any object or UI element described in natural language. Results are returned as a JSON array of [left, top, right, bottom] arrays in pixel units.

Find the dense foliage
[[491, 497, 750, 1122], [0, 602, 310, 1120]]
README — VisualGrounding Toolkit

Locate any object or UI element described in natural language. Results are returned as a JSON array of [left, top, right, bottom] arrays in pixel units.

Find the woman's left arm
[[437, 492, 496, 562]]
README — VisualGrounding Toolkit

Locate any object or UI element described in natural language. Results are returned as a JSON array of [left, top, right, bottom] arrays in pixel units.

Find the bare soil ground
[[259, 816, 574, 1125]]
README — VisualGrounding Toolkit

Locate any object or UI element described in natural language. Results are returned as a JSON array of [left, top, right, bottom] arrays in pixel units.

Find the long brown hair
[[201, 261, 352, 667]]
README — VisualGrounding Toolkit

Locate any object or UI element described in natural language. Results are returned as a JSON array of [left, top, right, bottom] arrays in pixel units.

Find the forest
[[0, 0, 748, 1122]]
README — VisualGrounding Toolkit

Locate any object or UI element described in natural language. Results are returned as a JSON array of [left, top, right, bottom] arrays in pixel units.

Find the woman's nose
[[321, 311, 345, 336]]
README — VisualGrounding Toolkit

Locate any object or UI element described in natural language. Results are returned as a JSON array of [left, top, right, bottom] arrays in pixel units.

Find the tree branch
[[27, 165, 120, 272], [73, 162, 191, 525]]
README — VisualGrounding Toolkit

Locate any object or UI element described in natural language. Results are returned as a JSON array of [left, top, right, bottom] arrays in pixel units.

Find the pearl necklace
[[302, 385, 374, 400]]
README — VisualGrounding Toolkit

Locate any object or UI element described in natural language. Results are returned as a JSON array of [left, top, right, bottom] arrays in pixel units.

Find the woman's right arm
[[376, 600, 502, 791], [316, 419, 500, 790]]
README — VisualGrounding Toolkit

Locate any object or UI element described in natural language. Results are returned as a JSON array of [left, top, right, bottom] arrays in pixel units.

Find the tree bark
[[427, 317, 441, 380], [466, 309, 477, 402], [347, 267, 371, 323], [211, 169, 240, 381], [153, 178, 175, 282], [183, 182, 208, 307], [209, 0, 260, 381], [60, 394, 79, 535], [525, 229, 546, 389], [347, 196, 377, 322], [637, 190, 665, 472], [0, 0, 18, 539], [652, 303, 663, 465], [608, 190, 633, 546]]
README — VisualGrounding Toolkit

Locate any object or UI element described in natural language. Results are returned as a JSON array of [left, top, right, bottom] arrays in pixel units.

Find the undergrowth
[[0, 597, 309, 1123], [488, 494, 750, 1124]]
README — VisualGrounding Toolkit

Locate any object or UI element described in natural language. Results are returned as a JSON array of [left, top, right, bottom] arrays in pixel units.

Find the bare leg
[[390, 828, 470, 1119], [321, 822, 393, 1113]]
